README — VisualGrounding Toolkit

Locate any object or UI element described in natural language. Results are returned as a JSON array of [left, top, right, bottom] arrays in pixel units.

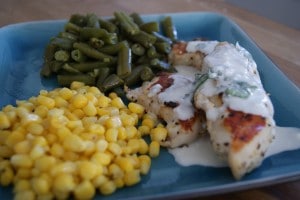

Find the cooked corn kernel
[[74, 180, 95, 200], [78, 161, 100, 180], [128, 102, 145, 115], [99, 180, 116, 195], [149, 141, 160, 158], [0, 111, 11, 129], [123, 170, 140, 186], [0, 82, 167, 199], [111, 97, 125, 109], [71, 93, 88, 109], [142, 118, 155, 129], [150, 127, 168, 142], [53, 173, 75, 193]]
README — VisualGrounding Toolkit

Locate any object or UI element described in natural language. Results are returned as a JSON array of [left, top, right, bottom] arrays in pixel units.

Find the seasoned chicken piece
[[126, 72, 206, 148], [171, 40, 276, 179], [168, 41, 205, 70]]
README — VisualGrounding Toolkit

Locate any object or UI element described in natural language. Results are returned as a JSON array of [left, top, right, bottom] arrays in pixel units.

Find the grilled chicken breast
[[126, 72, 206, 148], [170, 40, 276, 179]]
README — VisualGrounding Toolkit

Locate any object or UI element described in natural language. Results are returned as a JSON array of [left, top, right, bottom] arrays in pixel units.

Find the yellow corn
[[128, 102, 145, 115], [71, 93, 88, 109], [11, 154, 33, 168], [111, 97, 125, 109], [139, 155, 151, 175], [83, 101, 97, 116], [150, 127, 168, 142], [97, 95, 111, 108], [123, 170, 141, 186], [149, 141, 160, 158], [31, 176, 50, 195], [70, 81, 85, 90], [14, 190, 35, 200], [0, 111, 11, 129], [53, 173, 75, 193], [108, 163, 124, 179], [108, 92, 118, 99], [78, 161, 100, 180], [108, 142, 122, 156], [0, 82, 167, 199], [0, 166, 14, 186], [99, 180, 116, 195], [74, 180, 95, 200], [142, 118, 155, 129], [13, 179, 31, 193]]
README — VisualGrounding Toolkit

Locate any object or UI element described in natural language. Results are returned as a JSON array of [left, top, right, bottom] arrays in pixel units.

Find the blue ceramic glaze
[[0, 12, 300, 199]]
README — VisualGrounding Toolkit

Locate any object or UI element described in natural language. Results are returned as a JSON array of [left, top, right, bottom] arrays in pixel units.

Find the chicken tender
[[126, 72, 206, 148]]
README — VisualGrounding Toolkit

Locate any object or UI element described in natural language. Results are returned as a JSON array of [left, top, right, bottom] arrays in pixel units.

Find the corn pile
[[0, 81, 167, 200]]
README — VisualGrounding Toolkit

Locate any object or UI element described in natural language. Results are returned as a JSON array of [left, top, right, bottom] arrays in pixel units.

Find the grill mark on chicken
[[224, 109, 266, 151], [179, 115, 197, 131], [172, 42, 188, 55], [150, 73, 174, 93], [164, 101, 179, 108]]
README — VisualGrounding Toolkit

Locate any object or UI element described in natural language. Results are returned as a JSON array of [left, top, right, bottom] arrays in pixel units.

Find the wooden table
[[1, 0, 300, 199]]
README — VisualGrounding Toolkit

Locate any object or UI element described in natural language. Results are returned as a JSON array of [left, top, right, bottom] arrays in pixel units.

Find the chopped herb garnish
[[194, 73, 209, 92], [225, 81, 257, 98]]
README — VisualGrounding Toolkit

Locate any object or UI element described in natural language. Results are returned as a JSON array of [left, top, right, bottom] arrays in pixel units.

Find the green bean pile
[[41, 12, 178, 94]]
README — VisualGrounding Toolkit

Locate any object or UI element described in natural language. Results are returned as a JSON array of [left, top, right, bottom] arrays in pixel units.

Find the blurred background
[[225, 0, 300, 29]]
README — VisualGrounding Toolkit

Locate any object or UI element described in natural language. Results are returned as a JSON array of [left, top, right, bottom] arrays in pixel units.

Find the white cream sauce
[[189, 42, 274, 123], [147, 66, 201, 121], [169, 126, 300, 167], [158, 74, 195, 120], [186, 40, 219, 55]]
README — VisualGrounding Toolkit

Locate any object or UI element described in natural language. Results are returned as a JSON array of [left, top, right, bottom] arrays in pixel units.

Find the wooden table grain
[[1, 0, 300, 199]]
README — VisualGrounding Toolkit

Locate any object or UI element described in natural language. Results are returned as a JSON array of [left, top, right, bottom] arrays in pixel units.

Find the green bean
[[89, 37, 104, 49], [124, 65, 145, 86], [114, 12, 140, 35], [130, 12, 144, 26], [150, 58, 176, 72], [154, 42, 171, 54], [64, 22, 82, 33], [40, 63, 52, 77], [49, 60, 64, 73], [140, 22, 159, 33], [44, 43, 57, 62], [140, 66, 155, 81], [135, 55, 150, 65], [117, 42, 132, 78], [162, 16, 177, 41], [70, 61, 114, 73], [131, 43, 145, 56], [96, 67, 110, 91], [88, 69, 100, 78], [97, 42, 122, 55], [99, 18, 118, 33], [57, 74, 95, 86], [62, 63, 82, 74], [69, 14, 87, 27], [152, 32, 172, 44], [101, 74, 124, 92], [73, 42, 114, 61], [71, 49, 87, 62], [147, 46, 160, 59], [54, 50, 70, 62], [112, 86, 126, 97], [127, 31, 157, 48], [102, 33, 118, 45], [79, 27, 109, 40], [86, 13, 100, 28], [50, 37, 73, 50], [58, 31, 78, 41]]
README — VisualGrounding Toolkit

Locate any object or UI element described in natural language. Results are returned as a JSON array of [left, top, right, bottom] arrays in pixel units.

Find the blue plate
[[1, 12, 300, 199]]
